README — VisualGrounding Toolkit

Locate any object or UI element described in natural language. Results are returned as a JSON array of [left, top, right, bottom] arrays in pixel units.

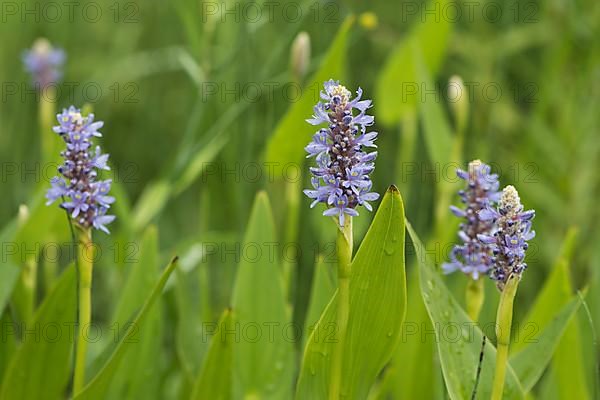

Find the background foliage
[[0, 0, 599, 399]]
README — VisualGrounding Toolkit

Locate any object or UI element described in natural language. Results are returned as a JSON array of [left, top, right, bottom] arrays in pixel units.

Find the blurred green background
[[1, 0, 599, 398]]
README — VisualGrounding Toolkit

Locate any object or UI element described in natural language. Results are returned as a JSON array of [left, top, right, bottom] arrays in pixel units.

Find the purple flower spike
[[442, 160, 500, 280], [303, 80, 379, 226], [480, 185, 535, 291], [46, 107, 115, 234], [22, 38, 65, 90]]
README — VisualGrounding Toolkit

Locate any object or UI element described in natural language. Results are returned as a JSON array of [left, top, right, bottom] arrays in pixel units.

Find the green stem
[[466, 278, 485, 322], [40, 86, 57, 164], [491, 274, 520, 400], [329, 218, 353, 400], [73, 228, 93, 394]]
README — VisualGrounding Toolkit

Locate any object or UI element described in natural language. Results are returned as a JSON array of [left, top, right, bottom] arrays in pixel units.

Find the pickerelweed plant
[[46, 106, 115, 394], [304, 79, 379, 400], [443, 160, 500, 321], [480, 185, 535, 400]]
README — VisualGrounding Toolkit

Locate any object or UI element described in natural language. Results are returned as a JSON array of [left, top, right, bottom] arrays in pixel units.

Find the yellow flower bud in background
[[359, 12, 378, 30]]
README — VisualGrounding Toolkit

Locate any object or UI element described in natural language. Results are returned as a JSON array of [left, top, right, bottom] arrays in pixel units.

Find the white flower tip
[[500, 185, 521, 210]]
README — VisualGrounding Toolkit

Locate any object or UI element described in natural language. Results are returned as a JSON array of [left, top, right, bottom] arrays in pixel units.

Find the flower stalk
[[491, 273, 519, 400], [73, 227, 93, 394], [465, 278, 484, 322], [330, 218, 353, 400]]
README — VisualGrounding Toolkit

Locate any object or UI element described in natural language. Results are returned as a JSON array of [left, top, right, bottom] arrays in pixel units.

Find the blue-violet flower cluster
[[478, 185, 535, 290], [46, 106, 115, 234], [303, 80, 379, 226], [22, 38, 65, 90], [443, 160, 500, 280]]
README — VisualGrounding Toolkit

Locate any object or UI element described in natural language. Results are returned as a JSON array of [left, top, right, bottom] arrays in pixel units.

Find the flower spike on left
[[303, 79, 379, 227], [46, 106, 115, 234], [46, 106, 115, 393]]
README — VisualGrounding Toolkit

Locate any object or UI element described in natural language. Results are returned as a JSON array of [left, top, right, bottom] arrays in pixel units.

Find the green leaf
[[303, 254, 336, 348], [407, 222, 525, 400], [105, 225, 164, 399], [0, 265, 76, 400], [383, 270, 439, 399], [0, 263, 19, 316], [231, 191, 294, 399], [509, 296, 582, 392], [190, 309, 234, 400], [296, 185, 406, 399], [376, 0, 452, 125], [74, 256, 179, 400], [264, 16, 354, 177], [174, 263, 211, 386], [511, 228, 588, 397]]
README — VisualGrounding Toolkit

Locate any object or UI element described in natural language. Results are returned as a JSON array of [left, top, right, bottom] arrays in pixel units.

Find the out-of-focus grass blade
[[264, 16, 354, 177], [175, 263, 211, 387], [509, 296, 582, 392], [302, 255, 336, 348], [296, 186, 406, 399], [0, 311, 17, 384], [0, 265, 76, 400], [190, 309, 234, 400], [0, 265, 19, 315], [376, 0, 452, 125], [131, 180, 171, 231], [105, 225, 163, 399], [74, 256, 179, 400], [231, 191, 294, 399], [407, 222, 525, 400], [512, 228, 589, 398], [414, 47, 461, 243], [172, 130, 230, 195]]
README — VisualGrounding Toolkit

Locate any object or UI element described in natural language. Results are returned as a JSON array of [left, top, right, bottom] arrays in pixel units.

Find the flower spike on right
[[478, 185, 535, 291], [484, 184, 535, 400]]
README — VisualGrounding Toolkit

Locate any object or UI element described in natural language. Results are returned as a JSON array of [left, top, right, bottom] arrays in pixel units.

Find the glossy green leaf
[[296, 185, 406, 399], [376, 0, 452, 125], [191, 309, 234, 400], [231, 191, 294, 399], [407, 222, 525, 400], [264, 16, 353, 177], [0, 265, 76, 400], [74, 256, 179, 400]]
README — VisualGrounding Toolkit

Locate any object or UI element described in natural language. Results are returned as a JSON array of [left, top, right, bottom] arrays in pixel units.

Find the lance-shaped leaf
[[511, 228, 587, 396], [296, 185, 406, 399], [0, 265, 76, 400], [231, 192, 294, 399], [191, 309, 234, 400], [74, 257, 178, 400]]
